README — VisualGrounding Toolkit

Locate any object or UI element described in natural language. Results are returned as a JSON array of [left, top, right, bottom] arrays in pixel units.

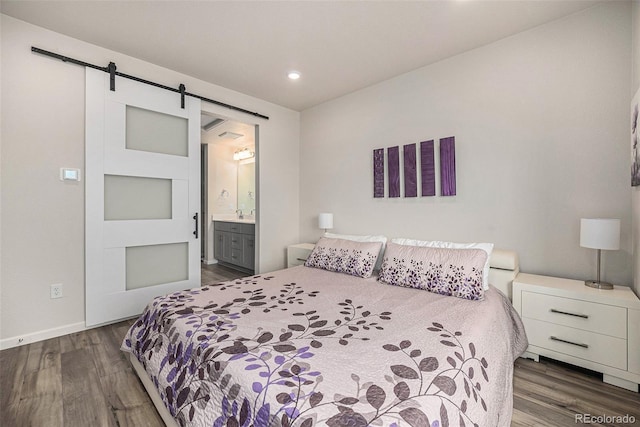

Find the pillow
[[391, 238, 494, 290], [324, 233, 387, 270], [378, 243, 487, 301], [305, 237, 383, 278]]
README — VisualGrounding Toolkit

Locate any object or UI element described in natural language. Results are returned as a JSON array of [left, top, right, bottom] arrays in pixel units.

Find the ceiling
[[1, 0, 602, 111], [201, 114, 255, 148]]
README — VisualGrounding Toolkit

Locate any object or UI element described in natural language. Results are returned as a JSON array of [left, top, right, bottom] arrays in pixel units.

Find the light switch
[[60, 168, 81, 181]]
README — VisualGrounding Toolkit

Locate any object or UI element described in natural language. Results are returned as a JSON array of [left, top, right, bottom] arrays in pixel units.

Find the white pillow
[[324, 233, 387, 270], [391, 238, 494, 290]]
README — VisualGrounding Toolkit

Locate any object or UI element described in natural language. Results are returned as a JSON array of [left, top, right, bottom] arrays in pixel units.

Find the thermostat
[[60, 168, 81, 181]]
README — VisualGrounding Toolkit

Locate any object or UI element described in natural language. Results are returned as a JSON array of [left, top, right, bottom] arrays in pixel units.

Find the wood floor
[[512, 358, 640, 426], [2, 265, 639, 427]]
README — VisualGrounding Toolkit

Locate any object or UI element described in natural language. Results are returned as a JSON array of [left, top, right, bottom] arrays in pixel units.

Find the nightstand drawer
[[522, 291, 626, 338], [287, 244, 315, 268], [524, 318, 627, 370], [288, 249, 310, 267]]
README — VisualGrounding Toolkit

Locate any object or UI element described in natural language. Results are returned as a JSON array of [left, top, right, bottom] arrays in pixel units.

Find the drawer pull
[[296, 258, 308, 262], [550, 309, 589, 319], [550, 336, 589, 349]]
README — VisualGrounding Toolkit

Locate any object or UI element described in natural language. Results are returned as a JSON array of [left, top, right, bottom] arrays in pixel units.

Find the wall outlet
[[50, 283, 63, 299]]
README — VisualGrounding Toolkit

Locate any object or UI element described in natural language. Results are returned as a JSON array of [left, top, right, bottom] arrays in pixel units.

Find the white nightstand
[[287, 243, 315, 268], [513, 273, 640, 392]]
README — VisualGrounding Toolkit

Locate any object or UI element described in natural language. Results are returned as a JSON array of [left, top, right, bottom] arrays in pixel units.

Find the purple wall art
[[420, 140, 436, 197], [373, 148, 385, 198], [403, 143, 417, 197], [387, 146, 400, 198], [440, 136, 456, 196], [372, 136, 457, 199], [632, 86, 640, 186]]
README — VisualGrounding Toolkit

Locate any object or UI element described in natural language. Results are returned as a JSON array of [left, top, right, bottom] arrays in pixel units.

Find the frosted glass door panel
[[126, 106, 188, 157], [104, 175, 172, 220], [126, 242, 188, 290]]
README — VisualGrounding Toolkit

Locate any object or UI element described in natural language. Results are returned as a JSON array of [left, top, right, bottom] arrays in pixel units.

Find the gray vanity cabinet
[[242, 234, 255, 269], [213, 229, 231, 263], [213, 221, 255, 272]]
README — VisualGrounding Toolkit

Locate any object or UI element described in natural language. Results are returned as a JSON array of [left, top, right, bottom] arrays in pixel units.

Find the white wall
[[207, 144, 239, 217], [632, 0, 640, 297], [0, 15, 3, 338], [203, 142, 237, 264], [300, 2, 632, 286], [0, 15, 300, 345]]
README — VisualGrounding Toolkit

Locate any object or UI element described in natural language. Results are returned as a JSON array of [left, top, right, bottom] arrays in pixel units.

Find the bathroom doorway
[[200, 113, 257, 272]]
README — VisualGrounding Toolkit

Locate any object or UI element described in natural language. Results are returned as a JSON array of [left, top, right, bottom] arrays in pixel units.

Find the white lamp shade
[[580, 218, 620, 250], [318, 213, 333, 230]]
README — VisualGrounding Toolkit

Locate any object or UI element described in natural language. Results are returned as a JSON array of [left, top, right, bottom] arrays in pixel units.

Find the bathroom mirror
[[237, 160, 255, 215]]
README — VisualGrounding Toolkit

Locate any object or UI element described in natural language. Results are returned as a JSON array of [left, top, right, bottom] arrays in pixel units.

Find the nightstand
[[287, 243, 315, 268], [513, 273, 640, 392]]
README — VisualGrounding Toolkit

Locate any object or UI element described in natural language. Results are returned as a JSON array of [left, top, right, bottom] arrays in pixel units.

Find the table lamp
[[580, 218, 620, 290], [318, 213, 333, 234]]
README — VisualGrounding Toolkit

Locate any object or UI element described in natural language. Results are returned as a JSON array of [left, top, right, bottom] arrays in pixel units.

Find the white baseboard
[[0, 321, 87, 350], [203, 258, 218, 265]]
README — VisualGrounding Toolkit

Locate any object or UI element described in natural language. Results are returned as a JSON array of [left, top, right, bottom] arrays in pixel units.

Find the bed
[[122, 240, 527, 427]]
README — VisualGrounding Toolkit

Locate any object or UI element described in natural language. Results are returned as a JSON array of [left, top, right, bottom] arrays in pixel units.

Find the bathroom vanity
[[213, 220, 255, 273]]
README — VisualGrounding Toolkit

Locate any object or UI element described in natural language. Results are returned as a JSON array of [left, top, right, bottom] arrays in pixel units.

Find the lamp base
[[585, 280, 613, 290]]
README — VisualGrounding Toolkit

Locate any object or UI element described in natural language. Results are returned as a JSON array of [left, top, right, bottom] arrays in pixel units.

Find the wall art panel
[[632, 86, 640, 186], [373, 148, 385, 197], [388, 146, 400, 198], [420, 140, 436, 197], [440, 136, 456, 196], [403, 143, 417, 197]]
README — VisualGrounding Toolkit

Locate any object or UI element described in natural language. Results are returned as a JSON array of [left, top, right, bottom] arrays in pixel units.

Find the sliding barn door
[[85, 68, 201, 326]]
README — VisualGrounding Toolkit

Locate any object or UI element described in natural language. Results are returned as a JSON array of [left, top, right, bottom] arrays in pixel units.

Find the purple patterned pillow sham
[[378, 242, 488, 301], [304, 237, 383, 278]]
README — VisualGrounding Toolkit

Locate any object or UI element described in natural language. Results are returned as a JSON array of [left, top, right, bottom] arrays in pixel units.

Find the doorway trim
[[200, 104, 260, 273]]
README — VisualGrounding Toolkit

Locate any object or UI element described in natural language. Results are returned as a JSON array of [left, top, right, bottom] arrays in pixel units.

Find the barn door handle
[[193, 213, 198, 238]]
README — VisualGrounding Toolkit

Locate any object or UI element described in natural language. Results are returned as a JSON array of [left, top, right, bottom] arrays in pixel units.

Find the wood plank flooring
[[2, 264, 639, 426], [512, 357, 640, 426]]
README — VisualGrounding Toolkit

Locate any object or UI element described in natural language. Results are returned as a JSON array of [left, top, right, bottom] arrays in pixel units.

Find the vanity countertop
[[212, 216, 255, 225]]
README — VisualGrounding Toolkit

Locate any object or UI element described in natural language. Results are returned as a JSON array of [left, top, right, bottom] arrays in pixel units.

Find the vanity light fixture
[[287, 71, 301, 80], [233, 148, 255, 161]]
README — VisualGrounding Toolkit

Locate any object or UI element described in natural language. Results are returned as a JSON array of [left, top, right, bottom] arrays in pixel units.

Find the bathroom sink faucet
[[236, 209, 243, 219]]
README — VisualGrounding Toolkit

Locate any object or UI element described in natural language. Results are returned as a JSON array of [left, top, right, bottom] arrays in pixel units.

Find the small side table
[[513, 273, 640, 392]]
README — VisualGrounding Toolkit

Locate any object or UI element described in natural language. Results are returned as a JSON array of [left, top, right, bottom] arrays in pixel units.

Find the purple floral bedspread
[[122, 266, 527, 427]]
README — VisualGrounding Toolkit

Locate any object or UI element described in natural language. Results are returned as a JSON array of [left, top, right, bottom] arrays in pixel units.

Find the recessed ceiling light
[[287, 71, 301, 80]]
